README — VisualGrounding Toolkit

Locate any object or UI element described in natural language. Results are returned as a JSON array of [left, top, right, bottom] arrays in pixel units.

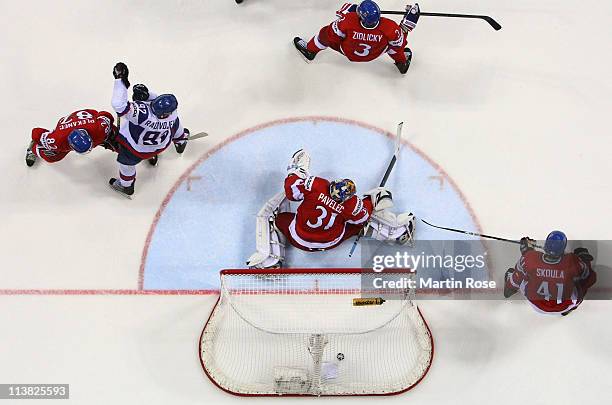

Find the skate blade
[[292, 41, 312, 64], [108, 183, 133, 200]]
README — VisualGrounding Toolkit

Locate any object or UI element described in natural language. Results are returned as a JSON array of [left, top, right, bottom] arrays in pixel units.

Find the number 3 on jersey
[[354, 43, 372, 57], [306, 206, 338, 230]]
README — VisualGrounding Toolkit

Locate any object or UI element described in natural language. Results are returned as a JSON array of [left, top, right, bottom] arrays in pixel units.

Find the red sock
[[307, 37, 322, 53], [306, 26, 331, 53]]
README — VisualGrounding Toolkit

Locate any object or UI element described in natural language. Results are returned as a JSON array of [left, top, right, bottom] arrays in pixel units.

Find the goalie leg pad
[[246, 192, 288, 269], [364, 210, 415, 245]]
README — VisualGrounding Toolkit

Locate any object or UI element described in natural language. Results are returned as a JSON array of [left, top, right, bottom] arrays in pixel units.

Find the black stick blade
[[483, 16, 502, 31]]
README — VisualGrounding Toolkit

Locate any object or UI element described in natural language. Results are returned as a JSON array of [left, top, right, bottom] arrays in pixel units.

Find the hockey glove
[[101, 126, 120, 152], [132, 84, 150, 101], [519, 237, 536, 255], [336, 3, 357, 18], [574, 247, 594, 263], [503, 268, 519, 298], [113, 62, 130, 88], [400, 3, 420, 34], [174, 128, 189, 154]]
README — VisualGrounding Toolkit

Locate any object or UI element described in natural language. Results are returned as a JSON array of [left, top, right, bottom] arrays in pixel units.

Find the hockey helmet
[[68, 129, 93, 154], [329, 178, 357, 203], [357, 0, 381, 29], [151, 94, 178, 119], [544, 230, 567, 259]]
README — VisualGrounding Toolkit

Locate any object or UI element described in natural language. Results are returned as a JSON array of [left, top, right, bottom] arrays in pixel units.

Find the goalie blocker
[[247, 150, 415, 269]]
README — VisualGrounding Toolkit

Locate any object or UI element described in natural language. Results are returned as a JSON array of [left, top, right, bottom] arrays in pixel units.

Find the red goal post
[[199, 268, 434, 396]]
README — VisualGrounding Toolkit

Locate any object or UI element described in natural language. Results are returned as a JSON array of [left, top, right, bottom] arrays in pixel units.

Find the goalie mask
[[329, 178, 356, 203]]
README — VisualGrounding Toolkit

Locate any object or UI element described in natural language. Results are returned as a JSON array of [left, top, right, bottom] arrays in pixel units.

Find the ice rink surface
[[1, 0, 611, 403]]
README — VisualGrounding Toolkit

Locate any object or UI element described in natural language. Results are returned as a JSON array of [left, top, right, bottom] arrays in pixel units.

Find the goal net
[[199, 269, 433, 396]]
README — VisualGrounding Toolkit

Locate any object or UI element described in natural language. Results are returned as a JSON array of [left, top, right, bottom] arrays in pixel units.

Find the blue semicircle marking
[[142, 118, 482, 290]]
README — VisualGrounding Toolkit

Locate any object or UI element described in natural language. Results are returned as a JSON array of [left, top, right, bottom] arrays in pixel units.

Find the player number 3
[[354, 43, 372, 57], [306, 206, 338, 230]]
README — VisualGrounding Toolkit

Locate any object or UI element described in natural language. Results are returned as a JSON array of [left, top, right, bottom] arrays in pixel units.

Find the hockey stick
[[381, 10, 502, 31], [348, 122, 404, 257], [420, 219, 543, 249], [379, 122, 403, 188], [188, 131, 209, 141]]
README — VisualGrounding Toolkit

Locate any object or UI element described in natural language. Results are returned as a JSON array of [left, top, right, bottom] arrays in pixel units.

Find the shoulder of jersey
[[566, 253, 582, 265], [524, 249, 541, 261], [341, 12, 360, 25], [379, 17, 401, 32], [347, 195, 364, 216], [131, 101, 151, 124], [307, 176, 328, 193]]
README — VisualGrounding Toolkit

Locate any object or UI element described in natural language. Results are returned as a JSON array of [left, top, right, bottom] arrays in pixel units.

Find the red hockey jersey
[[507, 250, 596, 314], [283, 174, 372, 249], [330, 12, 407, 62], [31, 109, 114, 161]]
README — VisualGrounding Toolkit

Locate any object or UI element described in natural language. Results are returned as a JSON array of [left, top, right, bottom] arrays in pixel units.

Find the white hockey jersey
[[111, 79, 186, 158]]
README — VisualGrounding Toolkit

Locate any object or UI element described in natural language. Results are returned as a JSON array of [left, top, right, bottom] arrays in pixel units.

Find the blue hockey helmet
[[357, 0, 381, 28], [151, 94, 178, 119], [329, 178, 357, 203], [68, 129, 93, 154], [544, 230, 567, 258]]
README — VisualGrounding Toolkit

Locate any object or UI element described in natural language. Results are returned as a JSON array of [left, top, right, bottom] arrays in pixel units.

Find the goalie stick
[[348, 122, 404, 257], [420, 219, 544, 249], [381, 10, 502, 31]]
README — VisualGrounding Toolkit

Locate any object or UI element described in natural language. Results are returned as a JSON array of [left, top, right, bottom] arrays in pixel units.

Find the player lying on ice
[[294, 1, 420, 74], [109, 62, 190, 197], [26, 109, 118, 167], [504, 231, 597, 316], [247, 149, 416, 269]]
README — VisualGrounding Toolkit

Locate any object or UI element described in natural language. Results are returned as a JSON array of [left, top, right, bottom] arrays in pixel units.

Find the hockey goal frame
[[198, 268, 434, 397]]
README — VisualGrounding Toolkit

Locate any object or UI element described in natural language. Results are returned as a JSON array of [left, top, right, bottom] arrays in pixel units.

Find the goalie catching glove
[[364, 210, 416, 245], [364, 186, 393, 211]]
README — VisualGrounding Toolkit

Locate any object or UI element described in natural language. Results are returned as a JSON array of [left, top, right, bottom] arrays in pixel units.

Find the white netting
[[200, 270, 433, 396]]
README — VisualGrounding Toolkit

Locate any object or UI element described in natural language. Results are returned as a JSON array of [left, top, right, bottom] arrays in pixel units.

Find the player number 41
[[536, 281, 564, 302]]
